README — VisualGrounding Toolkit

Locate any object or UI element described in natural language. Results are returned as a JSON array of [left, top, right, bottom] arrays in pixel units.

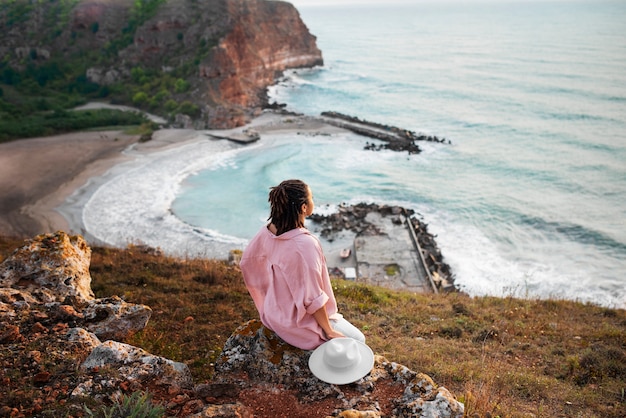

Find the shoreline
[[0, 130, 138, 239], [0, 111, 347, 243]]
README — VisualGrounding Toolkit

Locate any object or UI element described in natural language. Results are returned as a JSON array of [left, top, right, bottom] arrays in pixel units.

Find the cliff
[[1, 233, 624, 417], [0, 231, 464, 417], [0, 0, 322, 128]]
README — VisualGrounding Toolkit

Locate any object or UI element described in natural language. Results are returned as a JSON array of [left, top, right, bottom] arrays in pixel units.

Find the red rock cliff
[[199, 0, 323, 127]]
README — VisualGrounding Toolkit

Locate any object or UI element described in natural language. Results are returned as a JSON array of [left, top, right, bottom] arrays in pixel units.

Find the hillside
[[0, 234, 624, 417], [0, 0, 322, 140]]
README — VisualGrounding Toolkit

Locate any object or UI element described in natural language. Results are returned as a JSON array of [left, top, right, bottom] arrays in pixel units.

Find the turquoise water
[[85, 1, 626, 308]]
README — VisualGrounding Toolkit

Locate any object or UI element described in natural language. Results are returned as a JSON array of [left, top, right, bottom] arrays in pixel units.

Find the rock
[[0, 323, 22, 344], [82, 296, 152, 341], [86, 67, 121, 85], [188, 403, 252, 418], [211, 320, 464, 417], [66, 327, 101, 350], [0, 232, 150, 340], [215, 319, 340, 402], [72, 340, 193, 401], [0, 288, 41, 317], [0, 232, 95, 306]]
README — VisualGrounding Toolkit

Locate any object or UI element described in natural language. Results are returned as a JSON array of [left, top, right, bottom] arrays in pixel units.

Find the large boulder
[[209, 320, 464, 417], [0, 232, 151, 341], [0, 232, 95, 305], [72, 340, 193, 401], [82, 296, 152, 341]]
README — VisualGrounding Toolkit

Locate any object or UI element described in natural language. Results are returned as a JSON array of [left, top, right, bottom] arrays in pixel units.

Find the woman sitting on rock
[[240, 179, 365, 350]]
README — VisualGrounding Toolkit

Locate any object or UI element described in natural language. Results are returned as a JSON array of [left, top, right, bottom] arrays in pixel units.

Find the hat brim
[[309, 338, 375, 385]]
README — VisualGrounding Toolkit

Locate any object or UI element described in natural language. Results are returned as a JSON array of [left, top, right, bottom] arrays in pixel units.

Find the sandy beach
[[0, 130, 140, 238], [0, 111, 346, 241]]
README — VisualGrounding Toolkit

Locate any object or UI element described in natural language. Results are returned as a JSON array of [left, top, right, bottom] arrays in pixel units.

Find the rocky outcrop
[[0, 232, 151, 340], [0, 232, 462, 417], [199, 0, 323, 127], [0, 232, 178, 416], [209, 320, 464, 417], [72, 340, 193, 401], [0, 232, 95, 306], [0, 0, 322, 129]]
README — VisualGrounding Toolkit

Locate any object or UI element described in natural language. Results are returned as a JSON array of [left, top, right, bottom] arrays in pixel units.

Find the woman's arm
[[313, 306, 345, 340]]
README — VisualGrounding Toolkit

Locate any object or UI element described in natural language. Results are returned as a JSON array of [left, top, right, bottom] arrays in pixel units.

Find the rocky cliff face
[[0, 0, 322, 128], [0, 231, 464, 417], [199, 0, 323, 127]]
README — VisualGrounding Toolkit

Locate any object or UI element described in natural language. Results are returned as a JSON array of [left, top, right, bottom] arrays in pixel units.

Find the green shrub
[[84, 391, 165, 418], [178, 100, 199, 117], [164, 99, 178, 112], [174, 78, 190, 93], [0, 108, 148, 142], [132, 91, 149, 106]]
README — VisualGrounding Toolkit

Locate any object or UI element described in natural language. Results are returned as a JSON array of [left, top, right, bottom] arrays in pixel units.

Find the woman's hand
[[324, 328, 345, 340], [313, 306, 345, 340]]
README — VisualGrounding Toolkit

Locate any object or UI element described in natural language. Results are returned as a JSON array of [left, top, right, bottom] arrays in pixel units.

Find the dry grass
[[1, 236, 625, 417]]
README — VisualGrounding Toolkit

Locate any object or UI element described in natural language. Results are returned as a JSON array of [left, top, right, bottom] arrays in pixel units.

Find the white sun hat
[[308, 338, 375, 385]]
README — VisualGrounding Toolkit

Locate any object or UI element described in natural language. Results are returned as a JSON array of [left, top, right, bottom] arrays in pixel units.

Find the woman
[[240, 179, 365, 350]]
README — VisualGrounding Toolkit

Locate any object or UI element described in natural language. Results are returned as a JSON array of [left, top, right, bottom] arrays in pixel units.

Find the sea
[[73, 1, 626, 309]]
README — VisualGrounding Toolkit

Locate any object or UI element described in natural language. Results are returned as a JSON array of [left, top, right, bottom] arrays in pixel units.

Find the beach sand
[[0, 131, 139, 238], [0, 111, 346, 240]]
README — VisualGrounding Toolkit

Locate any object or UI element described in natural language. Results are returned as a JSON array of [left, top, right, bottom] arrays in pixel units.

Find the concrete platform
[[312, 212, 434, 293]]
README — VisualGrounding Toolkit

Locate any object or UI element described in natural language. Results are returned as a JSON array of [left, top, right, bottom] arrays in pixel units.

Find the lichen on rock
[[212, 319, 464, 417], [0, 233, 463, 417], [0, 231, 95, 305]]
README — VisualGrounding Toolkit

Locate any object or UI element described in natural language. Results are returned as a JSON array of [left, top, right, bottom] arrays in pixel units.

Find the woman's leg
[[331, 317, 366, 343]]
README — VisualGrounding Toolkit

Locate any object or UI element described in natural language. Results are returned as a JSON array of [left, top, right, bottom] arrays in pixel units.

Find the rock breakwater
[[321, 111, 451, 154], [310, 203, 455, 292]]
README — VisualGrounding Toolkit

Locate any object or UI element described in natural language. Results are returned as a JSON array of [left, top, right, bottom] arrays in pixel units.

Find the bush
[[132, 91, 149, 106], [0, 108, 148, 142], [84, 391, 165, 418], [178, 100, 199, 117], [164, 99, 178, 112], [174, 78, 190, 93]]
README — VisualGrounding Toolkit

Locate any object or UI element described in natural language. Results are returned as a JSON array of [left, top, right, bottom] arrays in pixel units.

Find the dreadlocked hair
[[268, 179, 309, 235]]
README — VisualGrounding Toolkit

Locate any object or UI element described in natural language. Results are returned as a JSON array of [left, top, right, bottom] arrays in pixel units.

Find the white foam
[[74, 137, 249, 258], [420, 207, 626, 309]]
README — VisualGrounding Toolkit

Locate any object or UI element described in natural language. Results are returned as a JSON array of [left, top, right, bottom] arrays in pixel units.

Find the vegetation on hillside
[[0, 235, 624, 417], [0, 0, 217, 142]]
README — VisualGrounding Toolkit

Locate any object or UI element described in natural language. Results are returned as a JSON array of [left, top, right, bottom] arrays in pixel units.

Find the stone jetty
[[309, 203, 456, 293], [320, 111, 451, 154]]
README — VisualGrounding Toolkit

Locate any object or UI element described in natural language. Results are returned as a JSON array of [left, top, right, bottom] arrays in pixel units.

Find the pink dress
[[240, 226, 341, 350]]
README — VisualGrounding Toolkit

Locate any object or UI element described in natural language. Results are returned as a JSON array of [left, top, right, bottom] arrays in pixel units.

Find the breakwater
[[320, 111, 450, 154], [309, 202, 455, 293]]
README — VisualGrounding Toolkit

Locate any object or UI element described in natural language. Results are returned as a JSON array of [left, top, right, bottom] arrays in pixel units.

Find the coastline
[[0, 111, 347, 243], [0, 130, 138, 238]]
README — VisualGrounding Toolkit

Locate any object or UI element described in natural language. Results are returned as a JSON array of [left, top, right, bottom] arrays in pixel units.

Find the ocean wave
[[79, 137, 248, 258], [519, 215, 626, 253], [421, 207, 626, 309]]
